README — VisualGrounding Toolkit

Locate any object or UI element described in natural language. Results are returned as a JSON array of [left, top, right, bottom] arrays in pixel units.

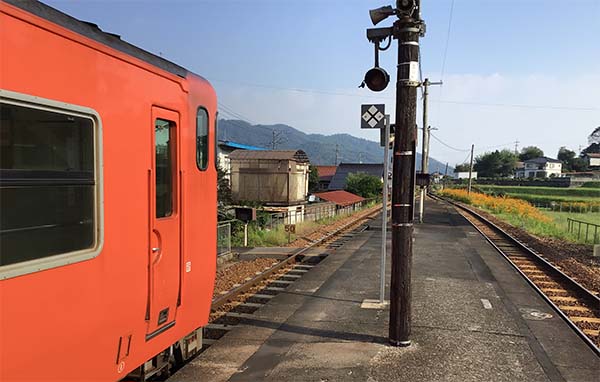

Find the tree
[[558, 147, 589, 172], [345, 173, 382, 198], [308, 166, 319, 193], [589, 127, 600, 145], [557, 147, 576, 171], [582, 127, 600, 155], [473, 149, 518, 178], [216, 158, 232, 206], [454, 163, 470, 172], [518, 146, 544, 161]]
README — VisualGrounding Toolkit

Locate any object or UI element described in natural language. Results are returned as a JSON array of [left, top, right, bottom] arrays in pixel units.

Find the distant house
[[585, 153, 600, 168], [315, 165, 337, 191], [328, 163, 384, 191], [229, 149, 310, 206], [431, 171, 443, 183], [515, 157, 562, 178], [313, 190, 365, 213], [217, 140, 266, 181], [454, 171, 477, 180]]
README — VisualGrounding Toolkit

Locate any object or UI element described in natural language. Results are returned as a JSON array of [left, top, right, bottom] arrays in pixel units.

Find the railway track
[[431, 194, 600, 355], [205, 205, 382, 342]]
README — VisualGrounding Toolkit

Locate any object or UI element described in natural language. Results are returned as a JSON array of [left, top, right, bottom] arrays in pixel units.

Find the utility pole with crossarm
[[418, 78, 442, 224]]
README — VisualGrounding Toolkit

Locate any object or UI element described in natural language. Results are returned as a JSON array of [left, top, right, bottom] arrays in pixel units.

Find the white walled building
[[454, 171, 477, 180], [586, 153, 600, 168], [515, 157, 562, 178]]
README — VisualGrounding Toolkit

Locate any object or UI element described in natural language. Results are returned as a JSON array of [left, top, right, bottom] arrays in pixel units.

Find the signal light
[[396, 0, 416, 16], [363, 67, 390, 92]]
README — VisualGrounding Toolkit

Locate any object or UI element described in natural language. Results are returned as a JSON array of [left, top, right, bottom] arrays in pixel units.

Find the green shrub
[[581, 181, 600, 189]]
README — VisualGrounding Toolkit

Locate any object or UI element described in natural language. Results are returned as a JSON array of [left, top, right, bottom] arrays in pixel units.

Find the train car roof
[[4, 0, 190, 79]]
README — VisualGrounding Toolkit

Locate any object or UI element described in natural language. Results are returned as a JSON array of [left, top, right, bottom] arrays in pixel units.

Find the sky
[[43, 0, 600, 166]]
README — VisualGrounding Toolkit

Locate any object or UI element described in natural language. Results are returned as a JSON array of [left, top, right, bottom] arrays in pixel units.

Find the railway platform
[[173, 199, 599, 382]]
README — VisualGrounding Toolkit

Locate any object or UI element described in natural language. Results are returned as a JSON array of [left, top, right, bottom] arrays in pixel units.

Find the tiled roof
[[313, 190, 365, 207], [316, 165, 337, 180], [328, 163, 383, 190], [524, 156, 562, 164], [229, 149, 310, 163]]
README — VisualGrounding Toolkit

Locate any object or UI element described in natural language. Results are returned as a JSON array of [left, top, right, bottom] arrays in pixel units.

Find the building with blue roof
[[218, 140, 266, 182]]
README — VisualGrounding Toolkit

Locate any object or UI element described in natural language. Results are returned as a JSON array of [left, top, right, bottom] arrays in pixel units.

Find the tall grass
[[232, 207, 361, 247]]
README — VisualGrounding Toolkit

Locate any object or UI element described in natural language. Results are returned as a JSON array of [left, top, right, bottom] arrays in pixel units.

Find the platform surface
[[173, 199, 599, 382]]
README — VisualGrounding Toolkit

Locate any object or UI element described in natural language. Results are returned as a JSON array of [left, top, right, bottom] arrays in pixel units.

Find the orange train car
[[0, 0, 217, 380]]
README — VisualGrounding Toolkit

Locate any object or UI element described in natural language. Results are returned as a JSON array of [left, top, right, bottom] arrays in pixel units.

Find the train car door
[[147, 106, 181, 338]]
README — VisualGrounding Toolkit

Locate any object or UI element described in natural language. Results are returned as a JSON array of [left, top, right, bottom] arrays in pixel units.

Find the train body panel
[[0, 1, 216, 380]]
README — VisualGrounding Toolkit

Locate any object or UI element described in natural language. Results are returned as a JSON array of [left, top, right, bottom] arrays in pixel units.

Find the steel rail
[[211, 206, 382, 310], [430, 193, 600, 356]]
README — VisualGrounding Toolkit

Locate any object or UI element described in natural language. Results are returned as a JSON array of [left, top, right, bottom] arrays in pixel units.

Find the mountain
[[218, 119, 452, 174]]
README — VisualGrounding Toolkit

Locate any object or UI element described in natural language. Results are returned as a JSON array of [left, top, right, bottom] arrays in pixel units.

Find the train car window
[[155, 119, 174, 218], [214, 113, 218, 170], [196, 107, 209, 170], [0, 102, 96, 267]]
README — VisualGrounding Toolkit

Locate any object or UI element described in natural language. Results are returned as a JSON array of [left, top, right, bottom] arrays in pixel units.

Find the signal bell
[[363, 67, 390, 92]]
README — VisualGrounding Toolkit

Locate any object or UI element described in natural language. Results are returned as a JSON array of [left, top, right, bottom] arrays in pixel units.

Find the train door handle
[[152, 247, 160, 253]]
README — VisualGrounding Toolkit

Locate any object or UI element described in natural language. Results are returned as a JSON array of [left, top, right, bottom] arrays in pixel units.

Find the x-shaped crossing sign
[[361, 104, 385, 129]]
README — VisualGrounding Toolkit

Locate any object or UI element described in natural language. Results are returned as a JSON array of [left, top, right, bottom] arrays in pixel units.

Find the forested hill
[[218, 119, 452, 174]]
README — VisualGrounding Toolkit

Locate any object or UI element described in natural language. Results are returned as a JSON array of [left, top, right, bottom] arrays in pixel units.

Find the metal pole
[[467, 144, 474, 194], [390, 16, 420, 347], [244, 222, 248, 247], [380, 115, 391, 304]]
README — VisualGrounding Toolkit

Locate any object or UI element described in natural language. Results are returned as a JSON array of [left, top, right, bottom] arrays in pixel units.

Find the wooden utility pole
[[467, 144, 474, 194], [389, 14, 421, 347], [418, 78, 441, 223]]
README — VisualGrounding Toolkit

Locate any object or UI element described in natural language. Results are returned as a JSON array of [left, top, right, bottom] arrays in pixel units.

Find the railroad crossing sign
[[361, 104, 385, 129]]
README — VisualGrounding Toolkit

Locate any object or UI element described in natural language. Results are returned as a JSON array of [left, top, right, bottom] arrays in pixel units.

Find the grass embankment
[[476, 185, 600, 212], [438, 189, 598, 244], [243, 215, 343, 247]]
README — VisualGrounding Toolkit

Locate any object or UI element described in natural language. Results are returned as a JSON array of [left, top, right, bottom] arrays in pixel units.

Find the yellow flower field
[[438, 188, 551, 223]]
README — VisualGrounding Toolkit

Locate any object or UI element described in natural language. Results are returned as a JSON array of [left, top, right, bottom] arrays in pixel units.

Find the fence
[[217, 198, 380, 247], [530, 202, 600, 213], [567, 218, 600, 244], [217, 222, 232, 257]]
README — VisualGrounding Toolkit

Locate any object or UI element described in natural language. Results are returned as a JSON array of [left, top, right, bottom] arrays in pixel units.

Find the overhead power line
[[210, 79, 598, 111], [430, 132, 470, 152], [218, 102, 257, 125], [440, 0, 455, 81]]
